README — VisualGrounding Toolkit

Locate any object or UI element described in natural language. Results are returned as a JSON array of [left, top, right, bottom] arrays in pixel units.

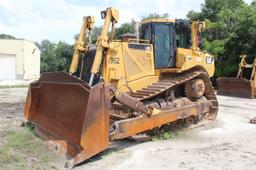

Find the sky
[[0, 0, 254, 44]]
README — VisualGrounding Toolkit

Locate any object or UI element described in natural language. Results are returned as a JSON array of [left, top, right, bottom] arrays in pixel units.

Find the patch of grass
[[152, 130, 185, 141], [0, 84, 28, 89], [0, 130, 34, 163], [0, 145, 9, 163], [0, 132, 26, 169], [0, 127, 63, 169]]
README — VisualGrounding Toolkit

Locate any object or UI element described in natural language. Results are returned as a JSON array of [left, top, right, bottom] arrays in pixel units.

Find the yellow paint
[[141, 18, 175, 24], [103, 41, 158, 93], [174, 48, 215, 76], [237, 55, 256, 83], [70, 8, 216, 92], [103, 40, 215, 93], [91, 8, 119, 75], [118, 76, 159, 92], [236, 55, 256, 96], [69, 16, 95, 73], [100, 19, 214, 93], [191, 21, 205, 51]]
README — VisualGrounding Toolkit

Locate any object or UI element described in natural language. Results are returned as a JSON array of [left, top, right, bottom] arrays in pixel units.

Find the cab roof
[[141, 18, 176, 24]]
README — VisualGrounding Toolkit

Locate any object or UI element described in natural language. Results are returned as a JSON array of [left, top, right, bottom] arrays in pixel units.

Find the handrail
[[127, 39, 150, 44]]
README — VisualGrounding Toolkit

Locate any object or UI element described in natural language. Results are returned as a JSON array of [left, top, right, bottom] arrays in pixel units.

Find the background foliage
[[187, 0, 256, 77]]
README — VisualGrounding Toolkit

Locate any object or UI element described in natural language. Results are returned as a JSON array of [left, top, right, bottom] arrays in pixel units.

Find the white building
[[0, 39, 40, 80]]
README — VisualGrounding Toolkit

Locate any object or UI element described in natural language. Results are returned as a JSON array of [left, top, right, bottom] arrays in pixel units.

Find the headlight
[[206, 57, 214, 64], [101, 11, 106, 19]]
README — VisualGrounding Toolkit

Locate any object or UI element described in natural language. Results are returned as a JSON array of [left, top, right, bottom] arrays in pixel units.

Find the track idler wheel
[[185, 79, 205, 99]]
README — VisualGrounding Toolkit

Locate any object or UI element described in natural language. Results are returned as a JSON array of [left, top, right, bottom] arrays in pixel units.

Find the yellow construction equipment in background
[[217, 55, 256, 98], [24, 7, 218, 168]]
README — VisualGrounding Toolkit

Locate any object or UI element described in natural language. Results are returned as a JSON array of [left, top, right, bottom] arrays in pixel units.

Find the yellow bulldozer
[[24, 7, 218, 167], [217, 55, 256, 98]]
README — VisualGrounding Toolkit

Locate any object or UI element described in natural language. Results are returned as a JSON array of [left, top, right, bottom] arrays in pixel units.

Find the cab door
[[154, 23, 176, 68]]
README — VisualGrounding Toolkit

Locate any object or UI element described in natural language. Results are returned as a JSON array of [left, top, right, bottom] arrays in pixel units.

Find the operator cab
[[140, 19, 192, 69]]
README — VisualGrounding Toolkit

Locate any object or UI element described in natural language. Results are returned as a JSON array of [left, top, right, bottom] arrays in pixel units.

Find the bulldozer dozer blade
[[217, 77, 255, 98], [24, 72, 111, 167]]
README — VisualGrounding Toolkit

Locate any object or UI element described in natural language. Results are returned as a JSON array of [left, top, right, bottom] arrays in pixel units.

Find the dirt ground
[[0, 88, 256, 170], [0, 88, 27, 139]]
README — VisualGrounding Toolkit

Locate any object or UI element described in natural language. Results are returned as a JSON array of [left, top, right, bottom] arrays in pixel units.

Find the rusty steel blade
[[217, 77, 255, 98], [24, 72, 111, 167]]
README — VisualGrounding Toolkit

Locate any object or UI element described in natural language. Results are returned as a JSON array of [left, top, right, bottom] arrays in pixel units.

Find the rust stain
[[217, 77, 255, 98], [24, 72, 110, 168]]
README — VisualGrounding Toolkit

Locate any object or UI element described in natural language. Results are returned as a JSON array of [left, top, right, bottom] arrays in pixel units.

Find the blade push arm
[[89, 7, 119, 86], [69, 16, 95, 74]]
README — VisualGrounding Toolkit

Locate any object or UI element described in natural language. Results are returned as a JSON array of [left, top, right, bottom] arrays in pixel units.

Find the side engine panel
[[175, 48, 215, 77], [104, 42, 158, 92]]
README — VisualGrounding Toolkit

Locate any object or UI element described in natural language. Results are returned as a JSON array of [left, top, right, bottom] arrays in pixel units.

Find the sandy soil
[[0, 88, 255, 170], [0, 80, 33, 87]]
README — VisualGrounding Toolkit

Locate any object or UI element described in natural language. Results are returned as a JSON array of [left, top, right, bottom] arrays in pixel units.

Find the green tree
[[37, 40, 58, 72], [38, 40, 73, 72], [91, 26, 102, 43], [252, 0, 256, 9], [187, 0, 256, 77], [114, 13, 170, 39], [187, 11, 204, 21], [142, 13, 169, 20], [55, 41, 74, 71], [0, 34, 15, 39], [115, 20, 136, 39], [74, 26, 102, 44]]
